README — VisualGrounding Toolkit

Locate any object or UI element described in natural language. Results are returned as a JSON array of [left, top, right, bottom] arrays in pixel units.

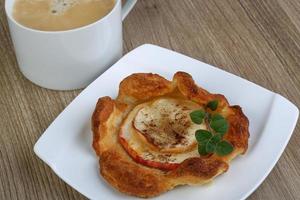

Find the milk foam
[[50, 0, 78, 14]]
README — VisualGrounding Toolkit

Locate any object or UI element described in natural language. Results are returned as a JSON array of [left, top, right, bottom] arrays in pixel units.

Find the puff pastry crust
[[92, 72, 249, 197]]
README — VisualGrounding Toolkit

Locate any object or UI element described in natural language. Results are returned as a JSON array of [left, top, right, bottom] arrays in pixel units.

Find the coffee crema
[[12, 0, 115, 31]]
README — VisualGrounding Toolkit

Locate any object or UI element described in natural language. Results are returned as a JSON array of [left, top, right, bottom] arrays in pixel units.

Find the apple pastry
[[92, 72, 249, 197]]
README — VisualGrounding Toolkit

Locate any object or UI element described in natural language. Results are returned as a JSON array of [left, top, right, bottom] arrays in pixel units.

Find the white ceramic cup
[[5, 0, 137, 90]]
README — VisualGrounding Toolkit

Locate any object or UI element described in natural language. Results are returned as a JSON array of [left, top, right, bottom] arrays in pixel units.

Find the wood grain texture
[[0, 0, 299, 199]]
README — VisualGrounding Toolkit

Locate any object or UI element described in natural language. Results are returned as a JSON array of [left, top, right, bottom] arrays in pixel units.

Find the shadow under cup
[[5, 0, 123, 90]]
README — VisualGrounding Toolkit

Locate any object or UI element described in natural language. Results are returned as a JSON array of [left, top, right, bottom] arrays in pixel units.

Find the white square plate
[[34, 44, 299, 200]]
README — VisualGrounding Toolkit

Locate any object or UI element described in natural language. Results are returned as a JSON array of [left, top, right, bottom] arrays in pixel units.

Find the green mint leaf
[[210, 114, 229, 134], [207, 100, 218, 111], [190, 110, 205, 124], [195, 130, 212, 143], [216, 141, 233, 156], [198, 143, 208, 156], [206, 135, 221, 153]]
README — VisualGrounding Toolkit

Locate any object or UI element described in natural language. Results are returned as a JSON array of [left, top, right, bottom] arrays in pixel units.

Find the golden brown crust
[[167, 157, 228, 184], [173, 72, 229, 108], [92, 71, 249, 197], [117, 73, 174, 104], [225, 106, 249, 154], [100, 150, 171, 197], [172, 158, 228, 177], [92, 97, 114, 156]]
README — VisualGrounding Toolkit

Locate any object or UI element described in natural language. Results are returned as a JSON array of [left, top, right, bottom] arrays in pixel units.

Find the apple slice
[[119, 98, 207, 170]]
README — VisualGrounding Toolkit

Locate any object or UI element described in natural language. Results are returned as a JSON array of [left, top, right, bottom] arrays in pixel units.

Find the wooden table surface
[[1, 0, 300, 199]]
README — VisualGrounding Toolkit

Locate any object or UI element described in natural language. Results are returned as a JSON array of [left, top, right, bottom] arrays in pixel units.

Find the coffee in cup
[[13, 0, 115, 31]]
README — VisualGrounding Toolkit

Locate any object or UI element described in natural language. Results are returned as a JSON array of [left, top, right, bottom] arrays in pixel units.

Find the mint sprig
[[210, 114, 229, 135], [216, 141, 234, 156], [190, 110, 205, 124], [207, 100, 218, 111], [195, 130, 212, 143], [206, 134, 221, 153], [191, 100, 233, 156]]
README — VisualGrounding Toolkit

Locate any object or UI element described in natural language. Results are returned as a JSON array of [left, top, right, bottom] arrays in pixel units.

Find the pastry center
[[133, 98, 206, 150]]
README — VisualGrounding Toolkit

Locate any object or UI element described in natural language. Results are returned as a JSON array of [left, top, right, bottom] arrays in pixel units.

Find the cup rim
[[5, 0, 120, 34]]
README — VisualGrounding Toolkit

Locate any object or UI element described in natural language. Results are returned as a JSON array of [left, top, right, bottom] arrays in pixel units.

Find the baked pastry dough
[[92, 72, 249, 197]]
